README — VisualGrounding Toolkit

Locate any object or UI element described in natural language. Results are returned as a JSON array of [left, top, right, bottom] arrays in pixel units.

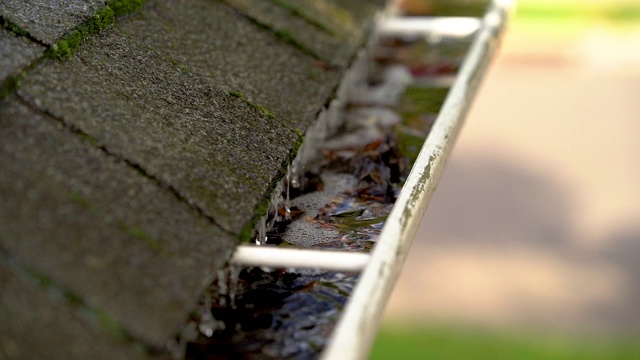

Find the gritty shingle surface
[[117, 0, 340, 131], [0, 98, 237, 346], [18, 27, 298, 235], [0, 27, 43, 82], [273, 0, 383, 42], [0, 257, 145, 360], [0, 0, 384, 355], [0, 0, 107, 45], [224, 0, 357, 68]]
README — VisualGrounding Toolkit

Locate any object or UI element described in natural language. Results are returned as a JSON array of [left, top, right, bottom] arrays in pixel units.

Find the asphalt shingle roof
[[0, 0, 108, 45], [0, 0, 383, 357], [0, 28, 43, 85]]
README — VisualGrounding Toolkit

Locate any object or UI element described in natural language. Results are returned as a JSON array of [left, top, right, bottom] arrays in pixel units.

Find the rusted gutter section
[[321, 1, 514, 359]]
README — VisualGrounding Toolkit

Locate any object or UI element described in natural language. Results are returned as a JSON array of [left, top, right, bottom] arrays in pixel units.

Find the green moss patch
[[229, 91, 276, 120], [394, 128, 426, 171], [0, 16, 34, 40], [118, 223, 163, 252], [0, 76, 19, 99], [236, 136, 302, 244], [228, 90, 303, 137], [109, 0, 145, 16], [394, 87, 449, 169], [46, 7, 115, 59], [24, 266, 83, 306], [46, 0, 146, 59], [95, 309, 131, 341], [66, 191, 96, 211], [229, 90, 276, 118], [398, 87, 449, 119]]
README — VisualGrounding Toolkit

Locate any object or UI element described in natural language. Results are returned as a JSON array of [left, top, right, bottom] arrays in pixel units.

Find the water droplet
[[216, 268, 228, 306], [198, 295, 225, 337], [228, 265, 241, 309], [285, 167, 292, 220], [255, 217, 267, 245]]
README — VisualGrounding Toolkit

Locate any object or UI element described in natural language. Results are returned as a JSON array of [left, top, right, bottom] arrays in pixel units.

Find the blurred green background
[[372, 0, 640, 358], [372, 324, 640, 360]]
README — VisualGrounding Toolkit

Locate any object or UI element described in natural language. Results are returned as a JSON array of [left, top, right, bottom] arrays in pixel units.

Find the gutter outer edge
[[320, 1, 514, 359]]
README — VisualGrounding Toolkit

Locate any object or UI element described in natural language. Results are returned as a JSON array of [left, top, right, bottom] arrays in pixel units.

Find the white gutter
[[378, 16, 482, 38], [227, 0, 512, 357], [321, 1, 514, 359], [231, 245, 370, 272]]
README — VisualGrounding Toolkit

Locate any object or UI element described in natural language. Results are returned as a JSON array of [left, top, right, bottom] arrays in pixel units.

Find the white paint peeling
[[321, 1, 514, 359]]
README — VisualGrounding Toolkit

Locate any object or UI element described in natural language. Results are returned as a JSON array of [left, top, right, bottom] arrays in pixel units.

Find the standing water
[[170, 6, 482, 359]]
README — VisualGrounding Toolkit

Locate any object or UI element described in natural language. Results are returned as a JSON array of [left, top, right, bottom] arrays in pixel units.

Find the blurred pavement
[[384, 20, 640, 337]]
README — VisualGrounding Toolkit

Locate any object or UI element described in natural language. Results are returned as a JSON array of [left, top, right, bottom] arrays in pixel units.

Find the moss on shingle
[[67, 191, 97, 212], [237, 129, 303, 244], [229, 90, 277, 120], [228, 90, 306, 141], [0, 15, 33, 39], [46, 7, 115, 59], [118, 222, 163, 252], [95, 309, 131, 341], [0, 76, 18, 99], [109, 0, 145, 16], [0, 26, 45, 98], [24, 266, 84, 307], [45, 0, 146, 59]]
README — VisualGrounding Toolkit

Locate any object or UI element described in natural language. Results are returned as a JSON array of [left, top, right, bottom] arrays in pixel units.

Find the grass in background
[[371, 324, 640, 360], [514, 0, 640, 36], [517, 1, 640, 22], [371, 2, 640, 359]]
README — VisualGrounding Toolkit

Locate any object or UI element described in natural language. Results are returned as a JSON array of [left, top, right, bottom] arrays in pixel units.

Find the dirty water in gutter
[[168, 22, 475, 360]]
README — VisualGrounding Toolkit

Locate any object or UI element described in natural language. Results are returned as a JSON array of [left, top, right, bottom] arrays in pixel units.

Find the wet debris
[[172, 15, 475, 360]]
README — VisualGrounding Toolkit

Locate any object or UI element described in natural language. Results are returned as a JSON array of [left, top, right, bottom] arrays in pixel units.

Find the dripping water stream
[[171, 13, 477, 360]]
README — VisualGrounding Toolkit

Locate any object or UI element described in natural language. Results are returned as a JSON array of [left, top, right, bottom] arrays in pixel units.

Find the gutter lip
[[320, 1, 514, 359]]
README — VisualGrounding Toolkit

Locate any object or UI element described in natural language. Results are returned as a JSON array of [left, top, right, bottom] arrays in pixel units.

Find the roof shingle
[[0, 0, 383, 355]]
